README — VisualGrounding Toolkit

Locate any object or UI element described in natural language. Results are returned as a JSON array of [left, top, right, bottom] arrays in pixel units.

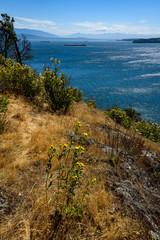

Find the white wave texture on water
[[133, 47, 160, 54], [141, 73, 160, 78], [138, 52, 160, 57], [115, 87, 156, 95], [110, 55, 133, 60], [128, 59, 160, 65], [152, 83, 160, 86], [95, 87, 157, 95], [128, 47, 160, 65], [83, 58, 104, 64]]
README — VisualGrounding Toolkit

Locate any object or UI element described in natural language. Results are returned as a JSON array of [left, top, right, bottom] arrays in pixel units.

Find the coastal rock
[[68, 131, 79, 142], [86, 137, 95, 145], [68, 131, 95, 145], [115, 180, 142, 202], [0, 189, 8, 214], [150, 231, 160, 240]]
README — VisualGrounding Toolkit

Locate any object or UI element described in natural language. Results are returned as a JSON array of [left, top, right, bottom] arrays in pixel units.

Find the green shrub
[[124, 107, 141, 122], [0, 55, 82, 112], [43, 58, 82, 113], [84, 96, 97, 109], [70, 86, 83, 102], [108, 106, 126, 124], [0, 55, 42, 100], [0, 95, 9, 133], [106, 105, 160, 142], [86, 98, 97, 108], [136, 120, 160, 142], [107, 106, 132, 129]]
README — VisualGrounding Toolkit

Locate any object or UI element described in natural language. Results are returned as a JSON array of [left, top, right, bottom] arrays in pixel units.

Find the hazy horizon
[[1, 0, 160, 37]]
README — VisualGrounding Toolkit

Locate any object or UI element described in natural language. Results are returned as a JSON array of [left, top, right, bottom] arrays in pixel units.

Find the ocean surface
[[26, 41, 160, 124]]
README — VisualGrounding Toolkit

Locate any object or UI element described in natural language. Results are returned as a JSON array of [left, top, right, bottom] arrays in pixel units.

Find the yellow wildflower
[[77, 162, 85, 167], [72, 175, 78, 179], [77, 121, 82, 127], [75, 146, 84, 151], [83, 133, 88, 137], [79, 146, 84, 150]]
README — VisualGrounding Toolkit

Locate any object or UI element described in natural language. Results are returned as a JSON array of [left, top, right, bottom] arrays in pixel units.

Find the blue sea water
[[26, 41, 160, 124]]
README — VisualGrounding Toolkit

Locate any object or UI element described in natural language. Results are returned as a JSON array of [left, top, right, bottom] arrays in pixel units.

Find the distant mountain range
[[15, 28, 160, 41], [15, 28, 59, 40], [66, 32, 160, 40]]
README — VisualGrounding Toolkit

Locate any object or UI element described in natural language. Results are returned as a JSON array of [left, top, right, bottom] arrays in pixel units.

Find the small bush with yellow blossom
[[45, 122, 96, 218]]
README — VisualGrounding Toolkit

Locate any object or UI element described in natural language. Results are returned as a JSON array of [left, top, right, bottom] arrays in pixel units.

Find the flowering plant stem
[[45, 122, 96, 218]]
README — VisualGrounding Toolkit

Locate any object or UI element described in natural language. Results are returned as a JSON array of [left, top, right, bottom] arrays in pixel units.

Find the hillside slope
[[0, 95, 160, 239]]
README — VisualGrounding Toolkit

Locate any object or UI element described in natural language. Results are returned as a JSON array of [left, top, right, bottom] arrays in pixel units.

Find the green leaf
[[49, 173, 54, 179], [47, 180, 53, 189]]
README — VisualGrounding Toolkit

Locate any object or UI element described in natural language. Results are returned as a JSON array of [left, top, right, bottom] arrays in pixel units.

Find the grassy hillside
[[0, 56, 160, 239], [0, 95, 159, 239]]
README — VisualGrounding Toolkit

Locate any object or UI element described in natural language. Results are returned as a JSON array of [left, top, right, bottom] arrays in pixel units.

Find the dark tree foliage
[[124, 107, 142, 122], [19, 35, 33, 61], [0, 14, 16, 59], [0, 13, 33, 64]]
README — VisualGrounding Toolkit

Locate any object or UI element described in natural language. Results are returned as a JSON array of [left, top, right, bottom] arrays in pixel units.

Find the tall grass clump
[[0, 94, 9, 133], [43, 58, 82, 113]]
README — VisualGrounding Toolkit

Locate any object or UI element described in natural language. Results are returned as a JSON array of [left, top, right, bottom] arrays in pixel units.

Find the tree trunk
[[14, 39, 22, 65]]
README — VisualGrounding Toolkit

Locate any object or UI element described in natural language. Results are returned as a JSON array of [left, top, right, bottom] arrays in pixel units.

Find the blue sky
[[1, 0, 160, 36]]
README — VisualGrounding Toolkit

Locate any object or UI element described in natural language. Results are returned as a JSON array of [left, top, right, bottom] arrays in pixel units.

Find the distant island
[[120, 39, 137, 41], [133, 38, 160, 43]]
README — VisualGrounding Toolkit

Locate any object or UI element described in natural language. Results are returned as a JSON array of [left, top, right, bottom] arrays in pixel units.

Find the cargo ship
[[40, 41, 50, 43], [64, 43, 86, 46]]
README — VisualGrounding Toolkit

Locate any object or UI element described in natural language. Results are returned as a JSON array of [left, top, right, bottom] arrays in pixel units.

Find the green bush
[[43, 58, 82, 113], [124, 107, 141, 122], [136, 120, 160, 142], [0, 55, 82, 113], [107, 106, 132, 129], [106, 105, 160, 142], [0, 55, 42, 100], [85, 97, 97, 108], [70, 86, 83, 102], [0, 95, 9, 133]]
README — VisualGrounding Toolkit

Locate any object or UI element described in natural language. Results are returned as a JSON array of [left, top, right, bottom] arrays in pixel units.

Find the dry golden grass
[[0, 95, 156, 239]]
